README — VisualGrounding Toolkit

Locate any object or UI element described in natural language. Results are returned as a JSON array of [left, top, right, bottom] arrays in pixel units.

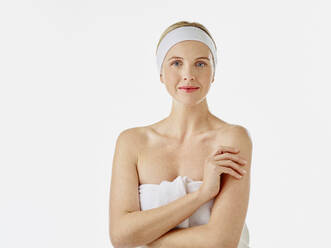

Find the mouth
[[178, 86, 200, 89], [178, 86, 200, 93]]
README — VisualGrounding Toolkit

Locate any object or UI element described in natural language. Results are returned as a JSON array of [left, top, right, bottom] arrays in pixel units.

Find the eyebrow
[[167, 56, 210, 61]]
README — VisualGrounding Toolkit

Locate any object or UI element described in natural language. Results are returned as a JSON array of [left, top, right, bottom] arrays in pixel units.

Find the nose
[[183, 76, 194, 81], [182, 65, 195, 81]]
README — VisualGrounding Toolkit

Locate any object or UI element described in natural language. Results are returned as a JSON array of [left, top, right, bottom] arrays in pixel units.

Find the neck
[[162, 98, 213, 142]]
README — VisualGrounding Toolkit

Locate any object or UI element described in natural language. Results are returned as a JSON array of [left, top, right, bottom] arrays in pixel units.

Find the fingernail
[[243, 170, 247, 174]]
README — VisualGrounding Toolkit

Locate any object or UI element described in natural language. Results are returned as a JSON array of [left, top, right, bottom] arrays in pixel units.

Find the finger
[[214, 153, 247, 166], [216, 160, 247, 175], [214, 146, 239, 155], [222, 167, 242, 179]]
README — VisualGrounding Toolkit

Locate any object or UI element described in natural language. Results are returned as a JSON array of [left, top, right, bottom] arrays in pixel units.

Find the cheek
[[201, 67, 213, 77], [163, 71, 180, 83]]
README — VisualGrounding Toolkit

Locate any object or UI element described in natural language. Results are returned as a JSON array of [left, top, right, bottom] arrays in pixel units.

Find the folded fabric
[[138, 175, 250, 248]]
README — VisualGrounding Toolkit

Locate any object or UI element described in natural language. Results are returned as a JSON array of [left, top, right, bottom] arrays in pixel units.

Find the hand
[[199, 145, 247, 200]]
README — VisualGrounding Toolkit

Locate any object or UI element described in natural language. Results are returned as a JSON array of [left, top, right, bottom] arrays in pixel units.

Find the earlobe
[[160, 74, 163, 83]]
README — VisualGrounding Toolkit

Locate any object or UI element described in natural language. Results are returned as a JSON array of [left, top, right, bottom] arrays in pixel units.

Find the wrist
[[197, 187, 212, 204]]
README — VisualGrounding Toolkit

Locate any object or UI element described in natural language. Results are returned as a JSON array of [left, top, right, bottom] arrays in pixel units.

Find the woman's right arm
[[109, 128, 211, 248]]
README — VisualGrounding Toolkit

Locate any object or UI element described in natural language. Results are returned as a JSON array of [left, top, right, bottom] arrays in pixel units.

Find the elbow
[[109, 213, 135, 248], [110, 212, 149, 248], [109, 231, 123, 248], [109, 238, 131, 248], [110, 238, 142, 248], [109, 231, 135, 248], [109, 227, 142, 248], [109, 224, 130, 248]]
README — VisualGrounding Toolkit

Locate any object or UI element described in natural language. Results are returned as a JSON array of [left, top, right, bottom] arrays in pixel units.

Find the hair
[[156, 21, 217, 67]]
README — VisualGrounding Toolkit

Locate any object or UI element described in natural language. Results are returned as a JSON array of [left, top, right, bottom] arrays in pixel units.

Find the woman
[[109, 21, 252, 248]]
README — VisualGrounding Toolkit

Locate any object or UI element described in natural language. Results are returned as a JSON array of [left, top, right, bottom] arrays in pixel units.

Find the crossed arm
[[110, 126, 251, 248], [147, 126, 252, 248]]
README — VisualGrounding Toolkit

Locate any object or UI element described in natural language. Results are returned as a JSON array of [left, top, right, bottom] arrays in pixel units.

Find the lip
[[179, 87, 200, 93], [178, 86, 200, 89]]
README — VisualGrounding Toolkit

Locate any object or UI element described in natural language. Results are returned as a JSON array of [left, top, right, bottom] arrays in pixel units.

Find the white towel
[[137, 175, 250, 247]]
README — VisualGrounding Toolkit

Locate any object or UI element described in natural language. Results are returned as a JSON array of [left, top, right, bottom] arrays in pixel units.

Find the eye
[[197, 61, 207, 67], [170, 60, 207, 67], [171, 60, 182, 66]]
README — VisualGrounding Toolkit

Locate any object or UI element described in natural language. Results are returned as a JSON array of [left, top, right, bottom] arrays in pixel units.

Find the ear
[[160, 74, 164, 84]]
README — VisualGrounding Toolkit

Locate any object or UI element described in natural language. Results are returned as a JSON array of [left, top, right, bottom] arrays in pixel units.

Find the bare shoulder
[[213, 123, 253, 167], [116, 126, 148, 156], [216, 122, 252, 144], [219, 124, 253, 173], [117, 126, 144, 142], [229, 124, 252, 144]]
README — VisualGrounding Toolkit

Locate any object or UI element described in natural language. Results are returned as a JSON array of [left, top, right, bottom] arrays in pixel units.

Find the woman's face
[[160, 40, 215, 105]]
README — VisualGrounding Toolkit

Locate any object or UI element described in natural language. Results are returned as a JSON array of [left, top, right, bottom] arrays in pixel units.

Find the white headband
[[156, 26, 218, 75]]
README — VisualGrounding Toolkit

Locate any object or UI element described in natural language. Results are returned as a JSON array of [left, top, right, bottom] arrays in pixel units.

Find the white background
[[1, 0, 330, 247]]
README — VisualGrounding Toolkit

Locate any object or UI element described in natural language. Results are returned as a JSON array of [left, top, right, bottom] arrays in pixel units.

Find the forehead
[[165, 40, 212, 59]]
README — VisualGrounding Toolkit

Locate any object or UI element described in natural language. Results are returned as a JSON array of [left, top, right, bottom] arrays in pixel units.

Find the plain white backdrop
[[1, 0, 330, 247]]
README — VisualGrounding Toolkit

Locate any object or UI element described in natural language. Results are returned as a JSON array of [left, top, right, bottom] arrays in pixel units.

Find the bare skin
[[137, 116, 233, 185], [137, 40, 235, 184], [109, 40, 248, 247]]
